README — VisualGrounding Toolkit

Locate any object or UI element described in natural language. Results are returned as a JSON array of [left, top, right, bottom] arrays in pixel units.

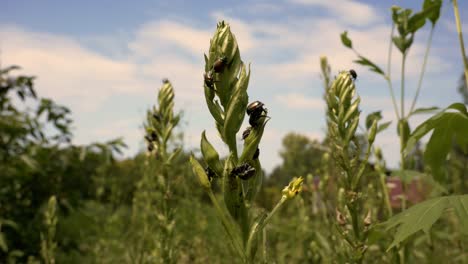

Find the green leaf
[[223, 63, 250, 155], [448, 196, 468, 234], [200, 131, 224, 176], [423, 0, 442, 26], [397, 119, 410, 149], [354, 56, 385, 76], [384, 195, 468, 250], [204, 85, 224, 125], [340, 31, 353, 49], [423, 0, 442, 27], [404, 103, 468, 182], [409, 106, 439, 117], [239, 118, 269, 164], [366, 111, 383, 130], [0, 233, 7, 252], [377, 121, 392, 133], [244, 159, 262, 203], [408, 10, 427, 33]]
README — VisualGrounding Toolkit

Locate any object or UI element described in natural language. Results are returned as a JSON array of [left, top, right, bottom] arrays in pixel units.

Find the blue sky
[[1, 0, 468, 172]]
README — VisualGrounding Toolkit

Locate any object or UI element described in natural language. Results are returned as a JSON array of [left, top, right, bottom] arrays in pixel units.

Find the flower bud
[[282, 177, 304, 199]]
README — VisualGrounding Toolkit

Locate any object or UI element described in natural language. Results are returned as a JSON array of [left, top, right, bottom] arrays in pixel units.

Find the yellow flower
[[282, 177, 304, 199]]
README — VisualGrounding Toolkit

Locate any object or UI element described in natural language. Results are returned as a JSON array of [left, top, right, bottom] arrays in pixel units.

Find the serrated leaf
[[340, 31, 353, 49], [354, 56, 385, 76], [404, 103, 468, 182], [384, 195, 468, 250]]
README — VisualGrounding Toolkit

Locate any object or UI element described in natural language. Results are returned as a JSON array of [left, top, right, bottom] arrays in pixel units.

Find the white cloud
[[0, 26, 147, 112], [288, 0, 381, 26], [276, 93, 324, 109]]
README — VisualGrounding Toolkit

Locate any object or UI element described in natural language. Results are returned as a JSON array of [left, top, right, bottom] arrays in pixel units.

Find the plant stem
[[246, 196, 287, 259], [386, 24, 401, 120], [207, 189, 246, 261], [453, 0, 468, 92], [401, 53, 407, 118], [410, 27, 434, 114]]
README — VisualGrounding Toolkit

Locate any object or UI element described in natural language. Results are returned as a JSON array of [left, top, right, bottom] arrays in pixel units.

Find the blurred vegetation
[[1, 1, 468, 263]]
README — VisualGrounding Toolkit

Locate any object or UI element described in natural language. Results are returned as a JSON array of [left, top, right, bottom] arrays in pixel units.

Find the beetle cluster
[[203, 56, 229, 89], [231, 163, 256, 180]]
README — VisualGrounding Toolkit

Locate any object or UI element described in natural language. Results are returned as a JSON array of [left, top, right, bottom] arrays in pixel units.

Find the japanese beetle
[[246, 101, 267, 127], [147, 143, 154, 152], [349, 69, 357, 80], [213, 56, 228, 73], [253, 148, 260, 160], [162, 78, 170, 84], [231, 163, 256, 180], [246, 101, 265, 115], [205, 167, 216, 181], [242, 127, 252, 140], [150, 131, 158, 141], [204, 70, 215, 89]]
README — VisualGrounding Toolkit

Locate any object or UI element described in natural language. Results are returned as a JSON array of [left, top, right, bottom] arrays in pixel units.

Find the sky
[[1, 0, 468, 172]]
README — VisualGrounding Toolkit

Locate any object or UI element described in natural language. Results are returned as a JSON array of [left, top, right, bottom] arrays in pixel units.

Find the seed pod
[[190, 155, 211, 189]]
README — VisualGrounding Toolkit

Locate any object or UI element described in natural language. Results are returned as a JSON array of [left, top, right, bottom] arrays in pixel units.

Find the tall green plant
[[40, 196, 57, 264], [129, 79, 182, 263], [189, 21, 303, 263], [325, 70, 378, 263]]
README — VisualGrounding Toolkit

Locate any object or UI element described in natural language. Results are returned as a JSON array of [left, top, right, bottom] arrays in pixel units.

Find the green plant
[[129, 79, 182, 263], [189, 21, 303, 263], [324, 70, 379, 262], [40, 196, 57, 264]]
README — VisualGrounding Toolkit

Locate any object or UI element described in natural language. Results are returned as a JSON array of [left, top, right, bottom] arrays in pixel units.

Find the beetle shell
[[246, 101, 265, 115], [213, 56, 228, 73]]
